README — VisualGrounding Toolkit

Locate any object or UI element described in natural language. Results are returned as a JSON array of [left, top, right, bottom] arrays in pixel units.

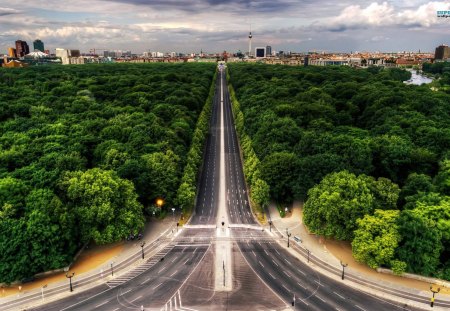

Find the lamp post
[[171, 208, 175, 221], [269, 220, 272, 232], [140, 241, 146, 259], [286, 228, 291, 248], [340, 261, 348, 280], [65, 272, 75, 292], [430, 284, 441, 307], [110, 262, 114, 276]]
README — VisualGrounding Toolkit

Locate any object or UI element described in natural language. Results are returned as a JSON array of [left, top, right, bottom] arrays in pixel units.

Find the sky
[[0, 1, 449, 54]]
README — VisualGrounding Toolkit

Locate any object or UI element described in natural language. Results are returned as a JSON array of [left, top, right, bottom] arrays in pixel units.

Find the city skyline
[[0, 1, 449, 54]]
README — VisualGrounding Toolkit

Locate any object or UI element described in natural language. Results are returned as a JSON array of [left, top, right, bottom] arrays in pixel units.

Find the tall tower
[[248, 25, 253, 57]]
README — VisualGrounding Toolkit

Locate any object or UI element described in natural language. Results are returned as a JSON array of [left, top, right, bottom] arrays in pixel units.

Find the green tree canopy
[[60, 168, 145, 244]]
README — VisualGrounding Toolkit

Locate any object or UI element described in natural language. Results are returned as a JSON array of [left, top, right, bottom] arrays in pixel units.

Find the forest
[[0, 63, 216, 283], [228, 63, 450, 280]]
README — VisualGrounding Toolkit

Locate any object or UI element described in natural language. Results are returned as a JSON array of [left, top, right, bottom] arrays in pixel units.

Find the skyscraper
[[8, 47, 16, 58], [435, 44, 450, 60], [15, 40, 30, 57], [266, 46, 272, 56], [33, 39, 45, 52]]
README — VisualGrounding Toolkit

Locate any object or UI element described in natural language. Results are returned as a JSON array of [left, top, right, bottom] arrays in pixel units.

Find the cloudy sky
[[0, 1, 449, 54]]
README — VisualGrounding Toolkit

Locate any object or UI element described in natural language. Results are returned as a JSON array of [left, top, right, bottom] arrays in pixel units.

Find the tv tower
[[248, 24, 252, 57]]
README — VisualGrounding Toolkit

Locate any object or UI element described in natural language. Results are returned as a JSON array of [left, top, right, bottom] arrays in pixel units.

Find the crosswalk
[[160, 290, 199, 311], [106, 245, 174, 288]]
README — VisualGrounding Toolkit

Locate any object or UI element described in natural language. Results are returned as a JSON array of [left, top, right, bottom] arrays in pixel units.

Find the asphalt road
[[32, 244, 210, 311], [221, 71, 255, 225], [191, 72, 221, 225]]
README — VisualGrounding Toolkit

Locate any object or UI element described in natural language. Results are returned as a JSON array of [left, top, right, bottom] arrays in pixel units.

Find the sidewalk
[[267, 201, 450, 299], [0, 216, 176, 305]]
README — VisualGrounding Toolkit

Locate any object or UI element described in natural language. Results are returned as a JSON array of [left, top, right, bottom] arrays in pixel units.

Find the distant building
[[33, 39, 45, 52], [266, 46, 272, 57], [8, 47, 16, 58], [56, 48, 82, 65], [255, 47, 266, 58], [15, 40, 30, 57], [2, 59, 28, 68], [435, 44, 450, 60]]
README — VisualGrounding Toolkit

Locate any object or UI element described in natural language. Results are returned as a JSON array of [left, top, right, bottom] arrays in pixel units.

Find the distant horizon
[[1, 1, 449, 54]]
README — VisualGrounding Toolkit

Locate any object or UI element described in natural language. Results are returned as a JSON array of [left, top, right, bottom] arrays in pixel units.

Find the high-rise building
[[266, 46, 272, 56], [33, 39, 45, 52], [8, 47, 16, 58], [15, 40, 30, 57], [255, 47, 266, 58], [435, 44, 450, 60]]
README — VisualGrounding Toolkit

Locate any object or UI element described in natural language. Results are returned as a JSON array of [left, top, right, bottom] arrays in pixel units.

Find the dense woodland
[[0, 63, 216, 283], [228, 63, 450, 280]]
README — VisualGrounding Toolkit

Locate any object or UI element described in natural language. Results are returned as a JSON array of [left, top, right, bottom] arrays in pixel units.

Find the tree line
[[0, 63, 216, 283], [228, 63, 450, 280]]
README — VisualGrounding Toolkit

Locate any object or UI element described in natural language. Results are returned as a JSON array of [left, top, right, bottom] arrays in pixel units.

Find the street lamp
[[430, 284, 441, 308], [286, 228, 291, 248], [140, 241, 146, 259], [110, 262, 114, 277], [340, 261, 348, 280], [269, 220, 272, 232], [171, 207, 175, 221], [65, 272, 75, 292]]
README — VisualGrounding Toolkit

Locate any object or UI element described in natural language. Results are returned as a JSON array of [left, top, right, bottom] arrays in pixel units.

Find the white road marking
[[153, 283, 163, 290], [94, 301, 109, 308], [170, 270, 178, 277], [333, 291, 345, 299], [259, 261, 264, 268], [269, 272, 276, 279], [355, 305, 366, 311], [130, 295, 142, 303], [297, 269, 306, 276], [316, 295, 326, 303], [297, 282, 306, 290], [121, 289, 131, 295], [272, 260, 279, 267], [283, 271, 291, 278], [158, 266, 166, 273]]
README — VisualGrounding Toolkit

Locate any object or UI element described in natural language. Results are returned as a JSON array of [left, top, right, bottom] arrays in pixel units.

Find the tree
[[435, 159, 450, 196], [259, 152, 299, 202], [60, 168, 145, 244], [303, 171, 375, 240], [352, 209, 400, 269], [396, 209, 442, 276], [367, 177, 400, 210], [251, 178, 270, 208], [0, 177, 29, 219]]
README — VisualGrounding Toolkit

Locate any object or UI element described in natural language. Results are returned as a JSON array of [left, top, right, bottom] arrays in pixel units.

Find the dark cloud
[[102, 0, 296, 13], [0, 7, 20, 16]]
